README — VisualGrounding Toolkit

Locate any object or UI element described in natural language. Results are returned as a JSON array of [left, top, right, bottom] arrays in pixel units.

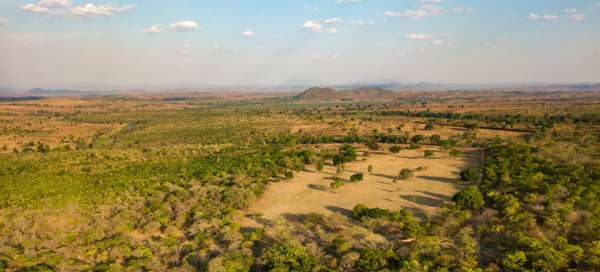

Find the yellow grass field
[[245, 147, 480, 226]]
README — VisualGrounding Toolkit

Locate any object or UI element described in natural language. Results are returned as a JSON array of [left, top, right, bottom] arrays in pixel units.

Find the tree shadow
[[418, 191, 452, 201], [325, 206, 353, 218], [403, 206, 428, 222], [307, 184, 328, 191], [399, 194, 446, 207], [392, 155, 420, 160], [417, 175, 458, 184], [324, 176, 350, 182], [371, 172, 399, 180], [244, 214, 274, 227]]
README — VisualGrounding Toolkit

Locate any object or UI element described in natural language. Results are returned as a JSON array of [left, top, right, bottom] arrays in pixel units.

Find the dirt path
[[244, 148, 477, 226]]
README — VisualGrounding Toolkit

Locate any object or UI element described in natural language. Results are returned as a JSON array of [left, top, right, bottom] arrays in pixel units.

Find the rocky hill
[[295, 87, 395, 102]]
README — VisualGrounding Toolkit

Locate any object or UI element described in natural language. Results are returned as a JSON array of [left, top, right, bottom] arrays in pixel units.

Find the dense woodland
[[0, 94, 599, 271]]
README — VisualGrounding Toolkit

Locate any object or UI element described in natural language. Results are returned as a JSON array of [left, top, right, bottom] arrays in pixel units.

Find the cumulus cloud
[[20, 0, 134, 17], [351, 19, 375, 26], [301, 20, 337, 33], [323, 18, 343, 24], [242, 30, 255, 37], [406, 33, 433, 40], [143, 24, 165, 33], [385, 5, 471, 19], [0, 17, 7, 26], [170, 20, 199, 31], [144, 21, 200, 33], [70, 3, 134, 17], [528, 13, 559, 21]]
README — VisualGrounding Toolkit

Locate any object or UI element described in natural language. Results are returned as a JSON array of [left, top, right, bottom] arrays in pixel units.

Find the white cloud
[[70, 3, 134, 17], [385, 5, 471, 19], [564, 9, 577, 14], [406, 33, 433, 40], [569, 14, 585, 21], [419, 0, 444, 2], [336, 0, 363, 4], [242, 30, 255, 37], [351, 19, 374, 26], [301, 20, 337, 33], [528, 13, 559, 21], [20, 0, 134, 17], [170, 20, 199, 31], [0, 17, 7, 26], [323, 18, 343, 24], [143, 24, 165, 33]]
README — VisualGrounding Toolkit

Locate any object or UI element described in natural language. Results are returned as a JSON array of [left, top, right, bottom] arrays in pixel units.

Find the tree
[[262, 243, 318, 272], [452, 186, 484, 210], [350, 173, 364, 182], [316, 160, 324, 172], [411, 135, 424, 144], [284, 171, 294, 179], [365, 139, 380, 151], [389, 146, 402, 153], [333, 144, 357, 166], [501, 251, 527, 271], [429, 135, 441, 145], [330, 178, 344, 191], [399, 169, 414, 180], [425, 120, 435, 130], [460, 168, 480, 183]]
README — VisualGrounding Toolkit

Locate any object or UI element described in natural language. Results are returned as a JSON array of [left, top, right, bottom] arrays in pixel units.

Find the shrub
[[452, 186, 484, 210], [262, 243, 318, 272], [389, 146, 402, 153], [330, 179, 344, 190], [350, 173, 364, 182], [424, 150, 434, 158], [399, 169, 414, 180], [460, 168, 480, 183], [356, 248, 395, 271]]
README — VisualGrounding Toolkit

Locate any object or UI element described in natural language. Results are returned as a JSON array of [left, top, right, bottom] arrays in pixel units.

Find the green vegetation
[[350, 173, 364, 182], [388, 145, 401, 153], [1, 94, 599, 271], [399, 168, 414, 180]]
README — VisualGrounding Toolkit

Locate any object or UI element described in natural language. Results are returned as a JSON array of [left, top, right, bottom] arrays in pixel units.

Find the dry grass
[[244, 147, 480, 226]]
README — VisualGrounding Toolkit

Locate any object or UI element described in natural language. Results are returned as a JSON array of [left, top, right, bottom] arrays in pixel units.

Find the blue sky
[[0, 0, 599, 89]]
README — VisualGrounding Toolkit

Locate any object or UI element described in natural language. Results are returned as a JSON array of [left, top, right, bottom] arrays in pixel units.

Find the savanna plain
[[1, 90, 600, 271]]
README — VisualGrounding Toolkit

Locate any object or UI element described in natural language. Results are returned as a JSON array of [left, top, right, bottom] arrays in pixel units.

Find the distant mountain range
[[0, 82, 597, 97], [29, 88, 88, 96], [295, 87, 396, 102]]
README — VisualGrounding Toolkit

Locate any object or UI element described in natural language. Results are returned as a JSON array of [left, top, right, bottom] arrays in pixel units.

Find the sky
[[0, 0, 599, 89]]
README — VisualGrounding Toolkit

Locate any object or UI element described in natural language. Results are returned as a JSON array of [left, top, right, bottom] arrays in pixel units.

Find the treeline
[[0, 96, 44, 102], [378, 110, 600, 128]]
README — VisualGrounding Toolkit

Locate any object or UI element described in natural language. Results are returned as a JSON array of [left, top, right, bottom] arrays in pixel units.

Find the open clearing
[[245, 147, 480, 225]]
